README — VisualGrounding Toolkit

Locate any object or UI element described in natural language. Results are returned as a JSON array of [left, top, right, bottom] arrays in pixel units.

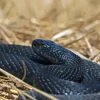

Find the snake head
[[32, 39, 82, 65]]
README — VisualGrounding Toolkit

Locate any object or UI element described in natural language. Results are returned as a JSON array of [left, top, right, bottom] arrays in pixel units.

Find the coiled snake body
[[0, 39, 100, 99]]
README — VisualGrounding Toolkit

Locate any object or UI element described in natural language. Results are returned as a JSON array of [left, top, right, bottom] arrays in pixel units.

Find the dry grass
[[0, 0, 100, 99]]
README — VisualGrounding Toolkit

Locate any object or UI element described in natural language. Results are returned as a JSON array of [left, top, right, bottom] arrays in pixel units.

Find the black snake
[[0, 39, 100, 100]]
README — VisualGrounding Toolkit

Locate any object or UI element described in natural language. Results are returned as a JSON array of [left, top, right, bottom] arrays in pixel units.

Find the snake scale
[[0, 39, 100, 100]]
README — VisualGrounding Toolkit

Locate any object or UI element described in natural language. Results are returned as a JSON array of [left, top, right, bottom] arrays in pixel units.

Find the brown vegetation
[[0, 0, 100, 99]]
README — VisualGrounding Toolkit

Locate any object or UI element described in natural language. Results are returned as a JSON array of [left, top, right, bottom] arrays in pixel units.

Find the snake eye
[[33, 42, 45, 47], [41, 43, 46, 46]]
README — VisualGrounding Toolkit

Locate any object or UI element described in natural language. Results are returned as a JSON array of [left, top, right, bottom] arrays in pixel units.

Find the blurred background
[[0, 0, 100, 60], [0, 1, 100, 99]]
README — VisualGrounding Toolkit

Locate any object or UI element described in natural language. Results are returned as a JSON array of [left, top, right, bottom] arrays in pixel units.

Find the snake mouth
[[32, 41, 55, 64], [32, 40, 47, 58], [32, 45, 52, 64]]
